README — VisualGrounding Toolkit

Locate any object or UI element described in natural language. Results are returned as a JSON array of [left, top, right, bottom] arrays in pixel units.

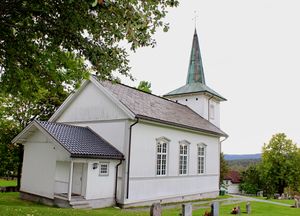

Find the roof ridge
[[36, 120, 87, 129], [94, 76, 193, 110]]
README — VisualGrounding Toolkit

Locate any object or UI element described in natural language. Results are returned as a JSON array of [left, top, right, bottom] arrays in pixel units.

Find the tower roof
[[164, 29, 226, 101], [186, 29, 205, 84]]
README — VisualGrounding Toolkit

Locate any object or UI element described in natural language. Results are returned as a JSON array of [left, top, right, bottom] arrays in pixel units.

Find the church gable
[[54, 81, 131, 123]]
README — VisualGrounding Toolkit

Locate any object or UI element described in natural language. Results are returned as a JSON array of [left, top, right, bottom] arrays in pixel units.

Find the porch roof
[[36, 120, 124, 160]]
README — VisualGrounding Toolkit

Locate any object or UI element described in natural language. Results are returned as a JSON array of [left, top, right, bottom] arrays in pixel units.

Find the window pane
[[157, 143, 161, 153], [157, 141, 168, 176]]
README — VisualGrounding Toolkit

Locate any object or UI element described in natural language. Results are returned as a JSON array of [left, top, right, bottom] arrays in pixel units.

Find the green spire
[[186, 29, 205, 85]]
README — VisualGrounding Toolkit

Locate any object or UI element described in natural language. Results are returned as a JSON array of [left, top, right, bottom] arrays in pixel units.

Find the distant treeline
[[227, 158, 261, 171]]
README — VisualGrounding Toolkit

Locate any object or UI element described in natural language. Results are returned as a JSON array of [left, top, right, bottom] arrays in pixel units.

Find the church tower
[[164, 29, 226, 127]]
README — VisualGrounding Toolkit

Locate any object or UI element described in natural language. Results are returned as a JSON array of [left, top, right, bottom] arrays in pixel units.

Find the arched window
[[197, 143, 207, 174], [179, 140, 190, 175], [156, 137, 170, 176]]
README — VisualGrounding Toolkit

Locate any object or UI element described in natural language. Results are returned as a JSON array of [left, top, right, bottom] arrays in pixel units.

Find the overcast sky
[[122, 0, 300, 154]]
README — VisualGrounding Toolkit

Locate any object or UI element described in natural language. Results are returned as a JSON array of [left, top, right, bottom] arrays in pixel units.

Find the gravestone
[[237, 206, 241, 215], [295, 199, 299, 208], [150, 203, 162, 216], [246, 202, 251, 214], [211, 202, 219, 216], [182, 203, 192, 216]]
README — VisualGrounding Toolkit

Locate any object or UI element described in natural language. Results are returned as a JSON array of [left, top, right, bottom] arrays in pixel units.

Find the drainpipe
[[207, 95, 214, 121], [219, 136, 228, 189], [114, 159, 123, 206], [126, 118, 139, 199]]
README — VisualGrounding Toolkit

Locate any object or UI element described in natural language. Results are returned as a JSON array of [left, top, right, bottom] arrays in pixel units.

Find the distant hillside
[[224, 153, 261, 161]]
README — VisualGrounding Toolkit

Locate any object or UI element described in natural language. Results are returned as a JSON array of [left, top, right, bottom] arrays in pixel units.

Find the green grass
[[195, 202, 300, 216], [0, 193, 299, 216], [0, 179, 17, 187], [251, 196, 295, 205]]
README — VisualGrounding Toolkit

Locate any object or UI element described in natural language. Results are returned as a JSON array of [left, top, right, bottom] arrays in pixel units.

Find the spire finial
[[192, 11, 199, 29]]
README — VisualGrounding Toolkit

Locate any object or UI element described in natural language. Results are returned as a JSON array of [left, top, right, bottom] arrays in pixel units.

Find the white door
[[72, 163, 83, 195]]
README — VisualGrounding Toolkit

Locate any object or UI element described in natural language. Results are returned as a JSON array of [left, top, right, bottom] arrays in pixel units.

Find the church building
[[12, 30, 227, 209]]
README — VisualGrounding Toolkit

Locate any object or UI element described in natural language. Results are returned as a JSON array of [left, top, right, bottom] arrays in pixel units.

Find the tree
[[137, 80, 152, 93], [0, 93, 66, 185], [260, 133, 300, 196], [220, 152, 229, 187], [0, 0, 178, 183], [0, 0, 179, 96], [239, 164, 262, 194]]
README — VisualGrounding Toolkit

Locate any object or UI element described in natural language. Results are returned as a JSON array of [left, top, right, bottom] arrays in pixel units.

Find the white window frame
[[99, 162, 109, 176], [197, 143, 206, 174], [155, 137, 170, 176], [179, 140, 190, 175]]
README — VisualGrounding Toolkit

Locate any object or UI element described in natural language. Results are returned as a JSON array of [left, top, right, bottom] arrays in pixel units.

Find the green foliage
[[220, 152, 229, 186], [0, 117, 21, 177], [0, 0, 178, 180], [260, 133, 300, 196], [0, 0, 179, 96], [239, 165, 262, 194], [227, 159, 261, 172], [137, 80, 152, 93]]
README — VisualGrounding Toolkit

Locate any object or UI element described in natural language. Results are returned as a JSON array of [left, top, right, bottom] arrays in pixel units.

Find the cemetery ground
[[0, 193, 300, 216], [0, 178, 17, 187]]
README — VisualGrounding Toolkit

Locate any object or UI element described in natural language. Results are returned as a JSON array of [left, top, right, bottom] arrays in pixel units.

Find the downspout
[[114, 159, 123, 206], [207, 96, 214, 121], [219, 136, 228, 189], [126, 118, 139, 199]]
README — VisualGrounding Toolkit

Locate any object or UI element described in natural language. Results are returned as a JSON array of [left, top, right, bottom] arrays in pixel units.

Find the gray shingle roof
[[36, 120, 124, 159], [99, 80, 227, 137]]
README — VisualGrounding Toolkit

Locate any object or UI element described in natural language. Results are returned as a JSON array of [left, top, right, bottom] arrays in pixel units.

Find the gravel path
[[231, 194, 292, 207]]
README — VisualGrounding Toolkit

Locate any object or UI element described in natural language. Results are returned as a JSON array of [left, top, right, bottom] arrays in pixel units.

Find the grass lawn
[[251, 196, 295, 205], [0, 193, 299, 216], [0, 179, 17, 187]]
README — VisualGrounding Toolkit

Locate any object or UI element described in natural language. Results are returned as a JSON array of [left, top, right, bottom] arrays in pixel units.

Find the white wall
[[127, 122, 220, 202], [74, 120, 127, 154], [57, 82, 128, 123], [21, 129, 70, 199], [85, 159, 118, 200], [224, 180, 240, 194], [54, 161, 70, 194], [166, 94, 221, 127]]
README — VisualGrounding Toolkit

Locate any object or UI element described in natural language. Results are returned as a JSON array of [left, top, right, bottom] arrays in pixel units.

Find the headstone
[[211, 202, 219, 216], [246, 202, 251, 214], [182, 203, 192, 216], [295, 199, 299, 208], [237, 206, 241, 215], [150, 203, 162, 216]]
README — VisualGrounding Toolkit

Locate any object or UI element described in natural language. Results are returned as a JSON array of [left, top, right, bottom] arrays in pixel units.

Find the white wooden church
[[13, 30, 227, 209]]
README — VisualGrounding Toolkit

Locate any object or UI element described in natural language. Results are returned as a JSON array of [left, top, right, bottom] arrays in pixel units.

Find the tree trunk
[[278, 181, 285, 195]]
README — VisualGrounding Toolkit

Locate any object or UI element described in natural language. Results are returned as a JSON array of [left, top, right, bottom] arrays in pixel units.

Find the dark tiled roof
[[224, 170, 241, 183], [36, 120, 123, 159], [99, 80, 227, 137]]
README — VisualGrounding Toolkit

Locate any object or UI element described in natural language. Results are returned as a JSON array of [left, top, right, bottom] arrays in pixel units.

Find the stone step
[[70, 200, 92, 209]]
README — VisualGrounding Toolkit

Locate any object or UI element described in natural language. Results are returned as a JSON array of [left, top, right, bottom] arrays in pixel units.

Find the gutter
[[126, 118, 139, 199], [114, 159, 123, 206], [136, 114, 228, 138]]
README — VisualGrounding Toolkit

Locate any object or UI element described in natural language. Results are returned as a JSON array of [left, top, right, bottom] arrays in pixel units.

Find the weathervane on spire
[[192, 11, 199, 29]]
